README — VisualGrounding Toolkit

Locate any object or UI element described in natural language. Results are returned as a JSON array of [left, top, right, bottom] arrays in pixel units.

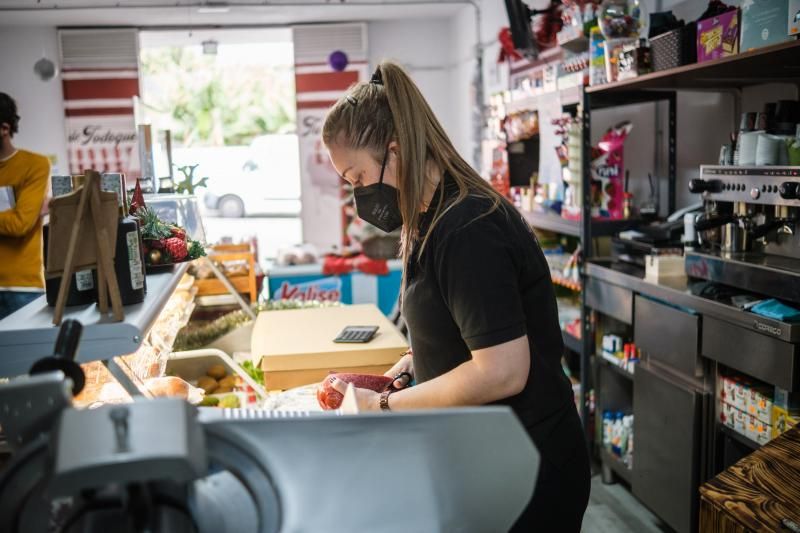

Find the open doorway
[[138, 28, 302, 262]]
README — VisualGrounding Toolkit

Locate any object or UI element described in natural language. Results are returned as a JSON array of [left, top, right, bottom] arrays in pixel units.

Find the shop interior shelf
[[552, 274, 581, 292], [586, 40, 800, 96], [600, 447, 633, 484], [718, 423, 761, 451], [520, 208, 644, 238], [0, 263, 190, 378], [562, 329, 582, 354], [520, 209, 581, 237], [597, 354, 635, 381], [505, 86, 582, 114]]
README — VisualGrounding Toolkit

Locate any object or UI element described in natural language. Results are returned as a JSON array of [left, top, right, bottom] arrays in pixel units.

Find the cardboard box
[[791, 0, 800, 36], [741, 0, 791, 51], [720, 376, 736, 406], [251, 304, 408, 390], [746, 386, 774, 425], [746, 414, 772, 445], [771, 404, 800, 438], [697, 9, 740, 63], [720, 401, 738, 429], [267, 261, 403, 317], [732, 378, 751, 412]]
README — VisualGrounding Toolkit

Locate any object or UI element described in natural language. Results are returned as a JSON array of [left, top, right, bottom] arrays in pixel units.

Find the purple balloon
[[329, 50, 349, 72]]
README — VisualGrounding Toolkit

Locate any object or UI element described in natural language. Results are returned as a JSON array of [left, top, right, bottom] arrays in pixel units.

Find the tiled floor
[[582, 475, 673, 533]]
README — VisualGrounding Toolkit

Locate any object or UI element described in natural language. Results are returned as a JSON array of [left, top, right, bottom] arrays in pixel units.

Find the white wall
[[367, 19, 456, 144], [0, 26, 68, 173]]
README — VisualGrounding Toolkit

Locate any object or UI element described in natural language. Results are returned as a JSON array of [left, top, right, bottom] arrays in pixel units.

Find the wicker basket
[[650, 25, 697, 72]]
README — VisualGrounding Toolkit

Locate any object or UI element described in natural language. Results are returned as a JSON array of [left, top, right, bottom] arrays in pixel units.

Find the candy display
[[598, 0, 648, 39], [603, 411, 634, 467], [591, 121, 632, 219], [697, 6, 739, 63]]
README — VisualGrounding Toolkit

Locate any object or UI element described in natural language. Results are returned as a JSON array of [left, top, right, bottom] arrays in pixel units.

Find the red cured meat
[[317, 373, 393, 410]]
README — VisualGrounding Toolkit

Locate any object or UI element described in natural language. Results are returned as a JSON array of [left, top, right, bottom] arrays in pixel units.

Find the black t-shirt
[[403, 177, 574, 436]]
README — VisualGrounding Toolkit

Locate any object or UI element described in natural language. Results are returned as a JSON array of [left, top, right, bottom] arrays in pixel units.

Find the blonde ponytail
[[323, 60, 506, 292]]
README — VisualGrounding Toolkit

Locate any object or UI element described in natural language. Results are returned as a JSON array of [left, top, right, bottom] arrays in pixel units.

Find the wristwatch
[[379, 389, 393, 411]]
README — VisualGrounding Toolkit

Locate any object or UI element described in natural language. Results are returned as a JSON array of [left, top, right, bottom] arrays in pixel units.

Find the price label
[[75, 269, 94, 291], [126, 231, 145, 290]]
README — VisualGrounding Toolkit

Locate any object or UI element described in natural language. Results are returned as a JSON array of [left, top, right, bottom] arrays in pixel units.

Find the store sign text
[[274, 277, 342, 302]]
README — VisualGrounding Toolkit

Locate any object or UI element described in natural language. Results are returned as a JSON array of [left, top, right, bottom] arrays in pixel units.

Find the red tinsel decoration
[[498, 27, 523, 63]]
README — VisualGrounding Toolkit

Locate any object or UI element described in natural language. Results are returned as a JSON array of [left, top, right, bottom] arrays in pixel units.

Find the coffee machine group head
[[688, 166, 800, 258]]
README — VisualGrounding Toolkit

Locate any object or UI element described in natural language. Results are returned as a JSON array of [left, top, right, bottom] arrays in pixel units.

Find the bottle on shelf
[[99, 173, 146, 305], [44, 175, 98, 307]]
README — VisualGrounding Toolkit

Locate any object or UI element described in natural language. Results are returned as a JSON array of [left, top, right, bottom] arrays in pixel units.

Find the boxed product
[[267, 260, 402, 317], [746, 414, 772, 445], [617, 40, 652, 81], [720, 375, 736, 406], [732, 377, 750, 412], [564, 122, 632, 221], [771, 405, 800, 438], [589, 26, 607, 86], [251, 304, 408, 390], [720, 400, 738, 429], [791, 0, 800, 36], [697, 9, 740, 63], [746, 385, 774, 425], [604, 38, 637, 83], [740, 0, 792, 51]]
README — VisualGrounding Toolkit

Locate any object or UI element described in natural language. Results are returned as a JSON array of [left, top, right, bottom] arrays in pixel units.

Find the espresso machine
[[685, 165, 800, 304]]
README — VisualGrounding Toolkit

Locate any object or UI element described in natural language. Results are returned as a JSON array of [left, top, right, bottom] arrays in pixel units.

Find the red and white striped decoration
[[62, 67, 140, 177]]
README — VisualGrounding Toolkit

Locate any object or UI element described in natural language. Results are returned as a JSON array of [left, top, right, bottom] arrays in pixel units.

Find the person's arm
[[332, 209, 535, 411], [331, 335, 530, 410], [0, 157, 49, 237]]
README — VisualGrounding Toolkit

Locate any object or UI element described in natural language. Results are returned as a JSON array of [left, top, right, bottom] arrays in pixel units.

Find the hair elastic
[[370, 68, 383, 86]]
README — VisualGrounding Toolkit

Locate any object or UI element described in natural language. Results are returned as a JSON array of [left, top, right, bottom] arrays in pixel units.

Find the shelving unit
[[562, 330, 582, 354], [718, 424, 760, 452], [504, 85, 582, 114], [0, 263, 190, 378], [597, 355, 634, 381], [600, 447, 633, 485]]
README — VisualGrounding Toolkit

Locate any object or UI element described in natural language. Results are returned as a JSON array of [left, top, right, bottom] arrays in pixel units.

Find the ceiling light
[[197, 3, 231, 14]]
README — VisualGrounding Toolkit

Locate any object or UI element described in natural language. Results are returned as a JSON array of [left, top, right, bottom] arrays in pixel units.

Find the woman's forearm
[[385, 336, 530, 410]]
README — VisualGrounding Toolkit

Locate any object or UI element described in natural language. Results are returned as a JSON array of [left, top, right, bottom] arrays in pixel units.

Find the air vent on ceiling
[[59, 29, 139, 69], [293, 23, 367, 64]]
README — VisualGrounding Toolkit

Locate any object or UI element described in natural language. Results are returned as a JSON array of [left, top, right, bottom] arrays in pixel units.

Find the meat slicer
[[0, 322, 539, 533]]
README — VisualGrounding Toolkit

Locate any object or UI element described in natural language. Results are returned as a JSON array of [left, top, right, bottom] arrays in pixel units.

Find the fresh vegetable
[[241, 360, 264, 387], [199, 396, 220, 407], [206, 364, 227, 380], [218, 394, 240, 408], [317, 373, 393, 410], [197, 376, 218, 395]]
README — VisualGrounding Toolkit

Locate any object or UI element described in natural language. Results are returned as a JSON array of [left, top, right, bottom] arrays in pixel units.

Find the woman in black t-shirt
[[322, 61, 590, 532]]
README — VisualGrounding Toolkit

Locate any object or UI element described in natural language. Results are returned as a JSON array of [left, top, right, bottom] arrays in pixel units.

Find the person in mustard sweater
[[0, 93, 50, 319]]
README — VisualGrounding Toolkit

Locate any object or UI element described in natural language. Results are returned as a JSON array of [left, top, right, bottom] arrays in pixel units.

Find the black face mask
[[353, 147, 403, 233]]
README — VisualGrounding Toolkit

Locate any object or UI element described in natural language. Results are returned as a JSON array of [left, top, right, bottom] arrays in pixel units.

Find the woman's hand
[[384, 350, 414, 390], [328, 377, 382, 412]]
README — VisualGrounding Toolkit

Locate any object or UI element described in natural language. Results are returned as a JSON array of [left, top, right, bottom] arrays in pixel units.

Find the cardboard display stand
[[47, 170, 123, 325]]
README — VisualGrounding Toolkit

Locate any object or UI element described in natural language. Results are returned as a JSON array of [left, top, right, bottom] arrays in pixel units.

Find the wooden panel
[[699, 497, 748, 533], [699, 427, 800, 531]]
